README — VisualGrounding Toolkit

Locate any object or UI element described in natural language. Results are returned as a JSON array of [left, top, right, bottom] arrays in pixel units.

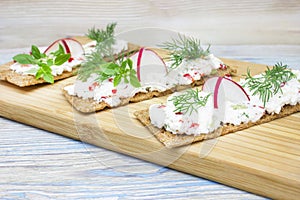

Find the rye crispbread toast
[[63, 66, 236, 113], [0, 43, 140, 87], [133, 103, 300, 148]]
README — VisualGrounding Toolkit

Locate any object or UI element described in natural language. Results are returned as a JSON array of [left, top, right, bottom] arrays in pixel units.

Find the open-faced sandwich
[[63, 34, 236, 113], [0, 23, 139, 87], [134, 63, 300, 148]]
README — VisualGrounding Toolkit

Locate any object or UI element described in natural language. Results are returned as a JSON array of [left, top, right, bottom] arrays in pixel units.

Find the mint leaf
[[130, 70, 141, 87], [35, 69, 43, 79], [113, 75, 122, 87], [55, 53, 70, 65], [127, 58, 133, 68], [100, 63, 117, 75], [37, 64, 53, 83], [53, 44, 65, 56], [43, 72, 54, 83], [31, 45, 42, 59], [47, 59, 53, 66], [13, 54, 36, 64]]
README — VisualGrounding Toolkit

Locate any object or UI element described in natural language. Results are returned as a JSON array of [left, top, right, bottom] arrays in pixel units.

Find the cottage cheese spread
[[150, 91, 220, 135], [10, 56, 84, 76], [166, 54, 222, 86], [149, 70, 300, 135], [83, 39, 128, 56], [10, 39, 128, 77], [64, 53, 223, 108]]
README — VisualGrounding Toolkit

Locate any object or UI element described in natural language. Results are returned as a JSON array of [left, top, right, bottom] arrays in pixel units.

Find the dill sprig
[[77, 49, 107, 82], [160, 34, 211, 68], [86, 22, 116, 44], [86, 23, 117, 59], [169, 88, 210, 115], [244, 62, 296, 107]]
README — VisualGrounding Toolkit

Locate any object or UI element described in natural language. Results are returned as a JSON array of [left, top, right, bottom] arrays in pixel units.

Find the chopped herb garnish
[[13, 44, 70, 83], [169, 88, 210, 115], [79, 23, 140, 88], [78, 55, 140, 88], [244, 62, 296, 107], [159, 34, 211, 69], [86, 23, 117, 60], [242, 112, 249, 118], [231, 104, 248, 110]]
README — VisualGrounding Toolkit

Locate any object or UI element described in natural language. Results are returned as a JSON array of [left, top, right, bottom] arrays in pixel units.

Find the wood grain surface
[[0, 44, 299, 199], [0, 0, 300, 49]]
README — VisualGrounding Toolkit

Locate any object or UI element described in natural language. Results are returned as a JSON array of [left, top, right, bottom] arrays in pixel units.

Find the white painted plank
[[0, 0, 300, 49]]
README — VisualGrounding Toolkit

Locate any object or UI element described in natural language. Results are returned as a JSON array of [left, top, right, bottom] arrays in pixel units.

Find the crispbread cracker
[[63, 67, 237, 113], [0, 43, 140, 87], [134, 103, 300, 148]]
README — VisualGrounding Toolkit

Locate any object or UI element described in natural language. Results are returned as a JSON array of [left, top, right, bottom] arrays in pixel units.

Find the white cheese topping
[[10, 57, 84, 76], [149, 69, 300, 136], [64, 53, 223, 108], [150, 91, 220, 135], [10, 39, 128, 77], [166, 54, 222, 86], [83, 40, 128, 56]]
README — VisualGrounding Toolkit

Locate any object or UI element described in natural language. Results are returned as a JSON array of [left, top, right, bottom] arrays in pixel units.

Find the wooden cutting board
[[0, 47, 299, 199]]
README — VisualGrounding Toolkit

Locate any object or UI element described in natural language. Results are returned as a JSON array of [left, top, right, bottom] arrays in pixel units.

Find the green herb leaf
[[13, 54, 36, 64], [244, 62, 296, 107], [159, 34, 211, 69], [113, 75, 121, 87], [53, 44, 65, 56], [37, 64, 53, 83], [85, 23, 118, 61], [55, 53, 70, 65], [169, 88, 210, 115], [31, 45, 42, 59], [130, 70, 141, 87], [87, 23, 116, 44], [12, 43, 70, 84], [47, 59, 53, 66]]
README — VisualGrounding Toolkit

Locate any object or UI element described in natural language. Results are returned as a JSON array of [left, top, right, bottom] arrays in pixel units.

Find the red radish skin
[[131, 47, 168, 83], [224, 77, 250, 101], [136, 48, 145, 81], [61, 39, 71, 54], [203, 76, 250, 109], [213, 77, 223, 109], [61, 39, 73, 62], [43, 38, 84, 63]]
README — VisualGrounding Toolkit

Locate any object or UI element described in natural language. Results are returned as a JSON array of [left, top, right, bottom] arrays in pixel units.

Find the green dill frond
[[244, 62, 296, 107], [160, 34, 211, 68], [169, 88, 210, 115], [86, 22, 117, 43]]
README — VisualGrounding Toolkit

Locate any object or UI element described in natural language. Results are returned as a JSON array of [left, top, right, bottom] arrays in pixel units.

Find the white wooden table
[[1, 45, 299, 199]]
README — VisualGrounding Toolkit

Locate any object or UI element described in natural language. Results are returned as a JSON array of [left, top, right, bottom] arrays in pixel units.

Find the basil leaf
[[121, 59, 127, 69], [31, 45, 41, 59], [43, 72, 54, 83], [55, 54, 70, 65], [35, 69, 43, 79], [127, 58, 133, 69], [13, 54, 36, 64], [113, 75, 122, 87], [47, 59, 53, 66], [35, 63, 54, 83], [53, 44, 65, 56], [130, 70, 141, 87]]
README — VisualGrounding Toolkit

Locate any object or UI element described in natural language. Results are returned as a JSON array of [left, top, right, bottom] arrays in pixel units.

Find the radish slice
[[44, 38, 84, 61], [203, 77, 250, 109], [130, 48, 168, 83]]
